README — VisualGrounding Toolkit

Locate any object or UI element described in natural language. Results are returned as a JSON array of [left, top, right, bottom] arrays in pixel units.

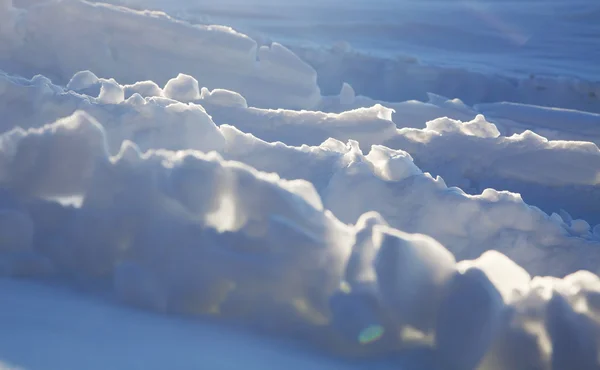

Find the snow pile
[[0, 0, 320, 110]]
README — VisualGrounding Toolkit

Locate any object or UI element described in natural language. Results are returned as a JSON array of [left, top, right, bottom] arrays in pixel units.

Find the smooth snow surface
[[0, 279, 416, 370], [1, 0, 600, 369]]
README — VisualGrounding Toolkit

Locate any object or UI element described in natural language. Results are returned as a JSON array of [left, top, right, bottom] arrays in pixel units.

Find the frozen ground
[[1, 0, 600, 369]]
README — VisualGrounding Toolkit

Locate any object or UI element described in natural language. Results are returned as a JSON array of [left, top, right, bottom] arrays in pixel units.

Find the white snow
[[0, 278, 406, 370], [0, 0, 321, 110], [1, 0, 600, 369]]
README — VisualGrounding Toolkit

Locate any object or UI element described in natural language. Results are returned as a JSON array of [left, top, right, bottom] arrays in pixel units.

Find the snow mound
[[0, 0, 321, 109]]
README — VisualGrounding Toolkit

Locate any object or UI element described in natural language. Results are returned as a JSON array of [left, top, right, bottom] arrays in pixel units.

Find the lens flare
[[358, 325, 384, 344]]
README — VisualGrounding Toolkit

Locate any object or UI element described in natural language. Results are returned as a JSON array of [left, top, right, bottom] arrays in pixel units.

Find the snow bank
[[291, 45, 600, 114], [385, 115, 600, 224], [217, 125, 599, 276], [214, 93, 600, 226], [476, 102, 600, 145], [0, 70, 397, 151], [0, 70, 226, 155], [0, 0, 320, 110], [0, 111, 599, 367], [1, 71, 599, 268], [0, 111, 351, 318]]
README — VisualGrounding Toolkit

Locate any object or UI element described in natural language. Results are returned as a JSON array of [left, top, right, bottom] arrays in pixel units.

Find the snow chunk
[[163, 74, 201, 103], [124, 80, 163, 98], [426, 114, 500, 138], [200, 87, 248, 108], [98, 78, 125, 104], [0, 111, 108, 197], [67, 70, 99, 91], [365, 146, 422, 182]]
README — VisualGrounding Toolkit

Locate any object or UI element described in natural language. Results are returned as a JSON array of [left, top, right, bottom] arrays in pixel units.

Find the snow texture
[[1, 0, 600, 369], [0, 0, 321, 110]]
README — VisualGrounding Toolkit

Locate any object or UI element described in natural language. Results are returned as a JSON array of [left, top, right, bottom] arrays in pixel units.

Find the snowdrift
[[1, 71, 599, 262], [1, 110, 600, 369], [291, 45, 600, 114], [0, 0, 320, 110], [1, 71, 599, 266]]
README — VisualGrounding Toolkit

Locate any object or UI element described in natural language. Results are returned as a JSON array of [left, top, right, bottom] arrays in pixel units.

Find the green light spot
[[358, 325, 384, 344], [339, 280, 352, 294]]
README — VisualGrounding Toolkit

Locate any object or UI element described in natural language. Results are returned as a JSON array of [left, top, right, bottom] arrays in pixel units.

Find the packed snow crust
[[1, 1, 600, 370]]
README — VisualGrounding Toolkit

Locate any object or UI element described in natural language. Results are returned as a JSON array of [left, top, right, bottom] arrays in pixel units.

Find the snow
[[0, 279, 409, 370], [0, 0, 321, 110], [1, 0, 600, 369]]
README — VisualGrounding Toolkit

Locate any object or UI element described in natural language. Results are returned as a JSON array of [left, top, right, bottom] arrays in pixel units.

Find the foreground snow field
[[1, 279, 429, 370], [1, 0, 600, 369]]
